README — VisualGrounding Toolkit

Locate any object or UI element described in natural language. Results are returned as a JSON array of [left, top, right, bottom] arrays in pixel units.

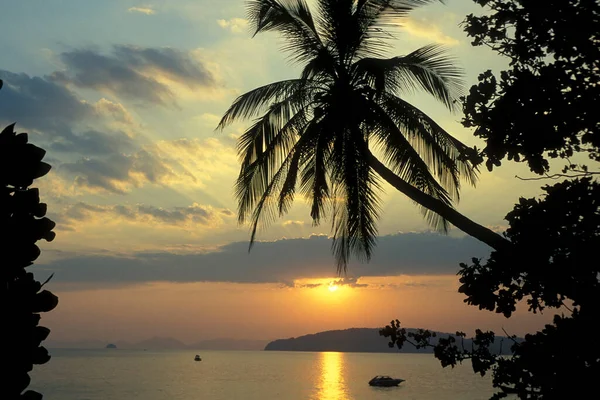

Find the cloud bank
[[39, 233, 491, 289]]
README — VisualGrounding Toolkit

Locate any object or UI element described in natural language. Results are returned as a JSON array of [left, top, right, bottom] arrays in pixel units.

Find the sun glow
[[328, 285, 338, 292]]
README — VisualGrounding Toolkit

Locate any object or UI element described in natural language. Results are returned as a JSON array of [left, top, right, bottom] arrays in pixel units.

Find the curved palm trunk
[[369, 153, 511, 251]]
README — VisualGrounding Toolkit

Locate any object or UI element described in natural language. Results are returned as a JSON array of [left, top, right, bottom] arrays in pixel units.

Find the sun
[[328, 285, 338, 292]]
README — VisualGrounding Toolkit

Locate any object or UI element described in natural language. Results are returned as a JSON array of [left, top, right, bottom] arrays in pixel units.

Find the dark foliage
[[461, 0, 600, 174], [382, 178, 600, 398], [381, 1, 600, 399], [1, 79, 58, 400]]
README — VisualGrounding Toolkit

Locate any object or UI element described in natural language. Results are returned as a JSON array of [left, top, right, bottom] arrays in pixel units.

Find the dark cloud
[[0, 69, 137, 161], [0, 70, 93, 133], [52, 201, 232, 229], [60, 150, 174, 194], [49, 129, 135, 155], [39, 233, 492, 288], [51, 45, 216, 105]]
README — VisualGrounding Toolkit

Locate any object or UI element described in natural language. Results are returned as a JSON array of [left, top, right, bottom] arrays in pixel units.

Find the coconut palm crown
[[218, 0, 508, 271]]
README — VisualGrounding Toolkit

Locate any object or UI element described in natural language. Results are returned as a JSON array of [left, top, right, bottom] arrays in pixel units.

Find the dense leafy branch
[[461, 0, 599, 175], [1, 80, 59, 400]]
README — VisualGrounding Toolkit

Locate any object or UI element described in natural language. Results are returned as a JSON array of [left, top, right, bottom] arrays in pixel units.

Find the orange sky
[[44, 277, 551, 343]]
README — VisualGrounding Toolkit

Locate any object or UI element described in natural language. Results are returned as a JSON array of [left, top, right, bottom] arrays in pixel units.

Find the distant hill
[[264, 328, 517, 354]]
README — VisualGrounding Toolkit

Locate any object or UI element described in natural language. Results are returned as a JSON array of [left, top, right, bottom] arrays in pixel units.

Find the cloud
[[54, 135, 236, 195], [283, 220, 305, 228], [49, 129, 135, 155], [398, 17, 460, 46], [93, 98, 135, 125], [50, 45, 216, 105], [39, 233, 491, 288], [0, 70, 94, 133], [128, 7, 156, 15], [52, 201, 233, 230], [331, 277, 369, 288], [147, 137, 238, 186], [0, 70, 138, 158], [1, 66, 230, 194], [289, 277, 369, 289], [60, 149, 175, 194], [217, 18, 249, 34]]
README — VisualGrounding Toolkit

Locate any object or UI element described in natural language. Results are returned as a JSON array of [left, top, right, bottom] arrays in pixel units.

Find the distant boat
[[194, 355, 201, 361], [368, 376, 404, 387]]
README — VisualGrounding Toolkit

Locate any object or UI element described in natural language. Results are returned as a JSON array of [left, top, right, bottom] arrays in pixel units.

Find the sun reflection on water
[[315, 352, 349, 400]]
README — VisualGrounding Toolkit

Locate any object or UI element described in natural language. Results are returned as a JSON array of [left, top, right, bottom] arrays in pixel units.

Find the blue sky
[[1, 0, 549, 341]]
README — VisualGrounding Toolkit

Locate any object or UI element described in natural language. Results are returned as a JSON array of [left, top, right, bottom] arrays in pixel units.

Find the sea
[[29, 349, 499, 399]]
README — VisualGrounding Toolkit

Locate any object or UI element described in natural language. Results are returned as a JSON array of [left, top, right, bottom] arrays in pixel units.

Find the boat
[[368, 376, 405, 387], [194, 355, 201, 361]]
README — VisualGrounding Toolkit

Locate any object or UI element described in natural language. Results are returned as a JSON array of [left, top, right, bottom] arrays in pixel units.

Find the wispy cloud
[[217, 18, 249, 34], [53, 201, 233, 231], [93, 98, 135, 125], [398, 16, 460, 46], [128, 6, 156, 15], [283, 220, 305, 228], [289, 277, 369, 289]]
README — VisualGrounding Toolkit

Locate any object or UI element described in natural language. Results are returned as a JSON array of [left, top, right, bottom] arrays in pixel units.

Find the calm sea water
[[30, 349, 497, 399]]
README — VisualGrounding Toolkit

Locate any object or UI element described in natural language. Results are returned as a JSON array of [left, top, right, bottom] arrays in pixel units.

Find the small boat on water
[[369, 376, 405, 387], [194, 355, 201, 361]]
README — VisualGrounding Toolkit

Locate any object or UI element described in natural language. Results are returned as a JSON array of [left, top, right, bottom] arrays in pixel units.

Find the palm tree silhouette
[[218, 0, 509, 270]]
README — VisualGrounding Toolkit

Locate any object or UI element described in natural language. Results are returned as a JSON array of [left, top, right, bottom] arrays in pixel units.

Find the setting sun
[[328, 285, 338, 292]]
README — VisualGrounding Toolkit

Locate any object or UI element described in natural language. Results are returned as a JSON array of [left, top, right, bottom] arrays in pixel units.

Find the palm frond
[[277, 117, 324, 216], [380, 93, 478, 195], [299, 122, 333, 224], [244, 148, 294, 248], [316, 0, 359, 63], [366, 99, 452, 204], [236, 103, 312, 225], [367, 99, 455, 232], [353, 44, 464, 111], [300, 46, 339, 80], [247, 0, 324, 63], [352, 1, 444, 60], [330, 181, 350, 270], [217, 79, 309, 130], [330, 128, 382, 272], [241, 132, 313, 248]]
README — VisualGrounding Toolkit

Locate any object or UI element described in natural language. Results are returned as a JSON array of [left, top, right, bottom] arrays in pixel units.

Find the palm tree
[[217, 0, 509, 270]]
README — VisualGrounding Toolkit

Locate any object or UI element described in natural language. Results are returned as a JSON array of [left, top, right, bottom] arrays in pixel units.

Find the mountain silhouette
[[265, 328, 518, 354]]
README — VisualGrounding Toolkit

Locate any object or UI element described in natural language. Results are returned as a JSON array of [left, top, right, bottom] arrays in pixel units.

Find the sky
[[1, 0, 552, 344]]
